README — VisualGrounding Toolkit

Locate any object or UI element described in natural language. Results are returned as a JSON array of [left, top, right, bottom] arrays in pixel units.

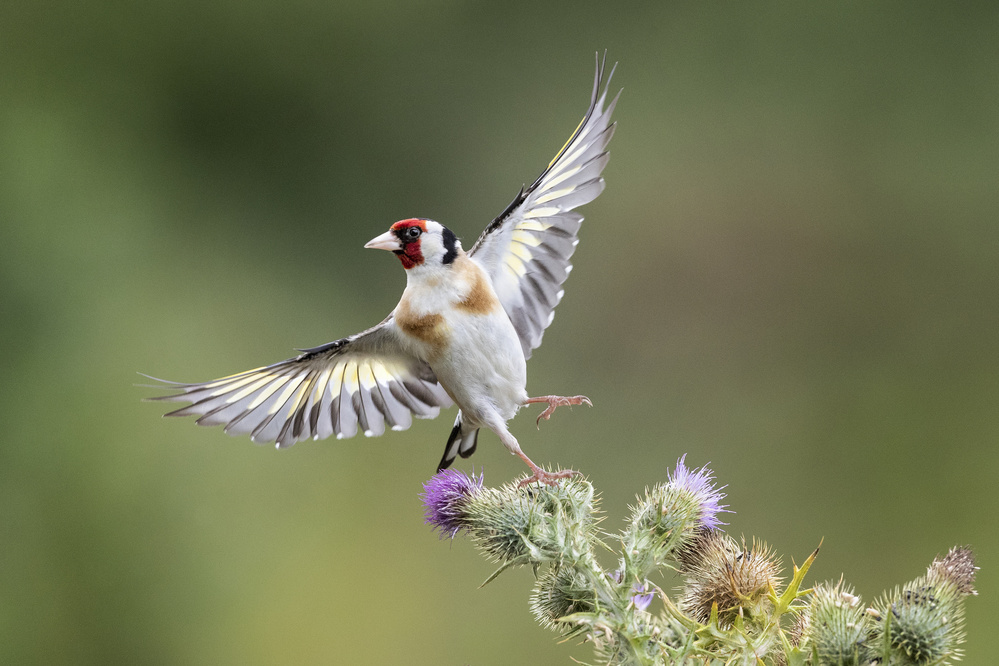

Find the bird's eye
[[404, 226, 422, 241]]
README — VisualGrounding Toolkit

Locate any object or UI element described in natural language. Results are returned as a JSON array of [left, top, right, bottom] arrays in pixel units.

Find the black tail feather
[[437, 421, 463, 472], [437, 416, 479, 472], [459, 430, 478, 459]]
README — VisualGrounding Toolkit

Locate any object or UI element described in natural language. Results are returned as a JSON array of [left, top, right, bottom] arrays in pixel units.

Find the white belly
[[432, 310, 527, 423], [392, 252, 528, 426]]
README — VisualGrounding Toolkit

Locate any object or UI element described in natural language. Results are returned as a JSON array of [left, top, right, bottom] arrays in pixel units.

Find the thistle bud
[[800, 580, 870, 665], [678, 534, 782, 627], [465, 485, 539, 563], [530, 564, 596, 631], [870, 549, 975, 666]]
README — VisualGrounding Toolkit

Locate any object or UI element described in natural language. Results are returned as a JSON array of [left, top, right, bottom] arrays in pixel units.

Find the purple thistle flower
[[421, 469, 484, 539], [631, 581, 654, 611], [667, 455, 729, 530]]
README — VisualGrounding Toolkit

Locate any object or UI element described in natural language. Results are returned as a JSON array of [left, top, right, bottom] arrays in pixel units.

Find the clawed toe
[[527, 394, 593, 427], [517, 468, 582, 487]]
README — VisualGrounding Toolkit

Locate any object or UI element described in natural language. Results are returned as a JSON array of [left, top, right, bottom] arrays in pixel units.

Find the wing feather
[[147, 317, 453, 448], [468, 53, 619, 357]]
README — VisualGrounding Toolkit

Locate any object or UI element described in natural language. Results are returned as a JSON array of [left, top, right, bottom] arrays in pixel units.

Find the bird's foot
[[517, 467, 581, 488], [524, 394, 593, 427]]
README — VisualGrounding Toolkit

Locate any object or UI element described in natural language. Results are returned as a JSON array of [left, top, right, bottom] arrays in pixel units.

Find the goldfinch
[[149, 54, 618, 485]]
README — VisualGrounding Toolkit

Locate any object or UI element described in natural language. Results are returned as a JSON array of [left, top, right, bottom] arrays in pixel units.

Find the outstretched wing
[[146, 318, 452, 448], [468, 53, 619, 358]]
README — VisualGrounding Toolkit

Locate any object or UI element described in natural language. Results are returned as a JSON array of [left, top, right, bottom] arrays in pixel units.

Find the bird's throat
[[394, 243, 424, 269]]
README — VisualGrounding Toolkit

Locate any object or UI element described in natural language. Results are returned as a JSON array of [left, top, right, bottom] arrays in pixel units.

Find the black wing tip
[[143, 394, 187, 404], [163, 404, 196, 417], [294, 337, 348, 358], [592, 51, 604, 104], [592, 50, 619, 99]]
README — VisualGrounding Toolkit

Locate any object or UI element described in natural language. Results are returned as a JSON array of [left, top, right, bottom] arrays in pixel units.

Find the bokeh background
[[2, 2, 996, 663]]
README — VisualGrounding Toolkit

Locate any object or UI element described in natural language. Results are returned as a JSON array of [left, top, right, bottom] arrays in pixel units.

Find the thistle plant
[[421, 459, 978, 665]]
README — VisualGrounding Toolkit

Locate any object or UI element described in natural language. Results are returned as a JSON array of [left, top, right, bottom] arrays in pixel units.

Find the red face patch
[[390, 219, 428, 269]]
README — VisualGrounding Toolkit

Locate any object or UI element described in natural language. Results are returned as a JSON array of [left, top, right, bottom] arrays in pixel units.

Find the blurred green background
[[2, 1, 996, 663]]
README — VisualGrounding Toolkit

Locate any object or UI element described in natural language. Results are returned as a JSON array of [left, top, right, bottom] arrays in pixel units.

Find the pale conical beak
[[364, 230, 401, 252]]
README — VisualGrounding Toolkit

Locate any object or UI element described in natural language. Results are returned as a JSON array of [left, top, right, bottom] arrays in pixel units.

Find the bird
[[147, 54, 619, 486]]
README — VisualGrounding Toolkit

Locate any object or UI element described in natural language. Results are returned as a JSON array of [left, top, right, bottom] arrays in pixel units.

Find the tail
[[437, 411, 479, 472]]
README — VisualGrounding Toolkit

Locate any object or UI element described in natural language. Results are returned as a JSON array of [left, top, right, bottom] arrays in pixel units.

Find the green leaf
[[478, 555, 530, 588], [770, 540, 821, 619]]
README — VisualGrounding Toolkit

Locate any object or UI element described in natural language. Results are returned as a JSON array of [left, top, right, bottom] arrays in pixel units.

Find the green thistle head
[[801, 579, 870, 665], [464, 474, 596, 565], [873, 580, 963, 664], [466, 486, 538, 563], [530, 564, 596, 632], [870, 549, 976, 665]]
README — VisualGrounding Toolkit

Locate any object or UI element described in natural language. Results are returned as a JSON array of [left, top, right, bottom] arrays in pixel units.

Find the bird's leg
[[524, 395, 593, 427], [514, 449, 581, 488], [492, 423, 579, 487]]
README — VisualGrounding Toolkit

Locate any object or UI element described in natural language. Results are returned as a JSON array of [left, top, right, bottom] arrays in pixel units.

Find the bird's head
[[365, 218, 460, 270]]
